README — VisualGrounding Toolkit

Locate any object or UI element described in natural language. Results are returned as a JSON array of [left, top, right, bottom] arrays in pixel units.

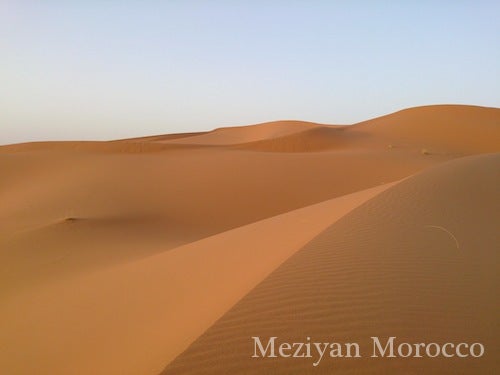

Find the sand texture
[[0, 105, 499, 374]]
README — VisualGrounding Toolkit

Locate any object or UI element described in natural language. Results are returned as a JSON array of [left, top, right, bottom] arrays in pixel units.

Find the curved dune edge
[[0, 181, 397, 375], [0, 105, 498, 375], [234, 105, 500, 153], [349, 104, 500, 153], [164, 121, 324, 146], [0, 145, 434, 298], [2, 105, 499, 154], [161, 153, 499, 375], [232, 126, 351, 152]]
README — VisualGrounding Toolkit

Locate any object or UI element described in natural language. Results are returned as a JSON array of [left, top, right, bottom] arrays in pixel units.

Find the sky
[[1, 1, 499, 144]]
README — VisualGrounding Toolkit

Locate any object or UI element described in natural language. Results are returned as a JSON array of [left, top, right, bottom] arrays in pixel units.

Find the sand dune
[[114, 132, 210, 143], [350, 104, 500, 154], [0, 142, 439, 296], [0, 105, 498, 374], [0, 140, 203, 153], [233, 126, 351, 152], [236, 105, 500, 154], [161, 153, 499, 374], [0, 183, 396, 375], [162, 120, 322, 146]]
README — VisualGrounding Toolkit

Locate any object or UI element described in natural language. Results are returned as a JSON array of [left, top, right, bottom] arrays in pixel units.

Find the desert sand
[[0, 104, 498, 374]]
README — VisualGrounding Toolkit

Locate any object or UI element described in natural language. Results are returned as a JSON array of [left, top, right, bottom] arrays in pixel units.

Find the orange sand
[[0, 105, 498, 374]]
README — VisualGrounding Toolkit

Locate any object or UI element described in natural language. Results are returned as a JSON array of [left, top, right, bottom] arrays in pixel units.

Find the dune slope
[[0, 104, 498, 375], [161, 153, 499, 375], [349, 104, 500, 153], [0, 183, 395, 375], [0, 143, 438, 296]]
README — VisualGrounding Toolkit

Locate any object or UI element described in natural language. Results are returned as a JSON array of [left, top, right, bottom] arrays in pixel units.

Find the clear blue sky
[[1, 1, 499, 144]]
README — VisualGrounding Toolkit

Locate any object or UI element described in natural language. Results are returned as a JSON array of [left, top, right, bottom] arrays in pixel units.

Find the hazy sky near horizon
[[1, 1, 499, 144]]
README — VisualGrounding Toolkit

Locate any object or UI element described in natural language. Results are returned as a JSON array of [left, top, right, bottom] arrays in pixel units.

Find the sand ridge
[[161, 153, 500, 375], [0, 105, 499, 374], [0, 182, 397, 375]]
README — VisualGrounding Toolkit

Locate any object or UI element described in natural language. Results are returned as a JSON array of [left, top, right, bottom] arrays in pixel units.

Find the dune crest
[[0, 183, 395, 375], [163, 120, 323, 146], [0, 105, 498, 374], [161, 153, 500, 375], [350, 105, 500, 153]]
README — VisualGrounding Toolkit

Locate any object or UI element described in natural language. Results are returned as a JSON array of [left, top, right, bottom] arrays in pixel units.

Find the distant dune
[[0, 105, 498, 374]]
